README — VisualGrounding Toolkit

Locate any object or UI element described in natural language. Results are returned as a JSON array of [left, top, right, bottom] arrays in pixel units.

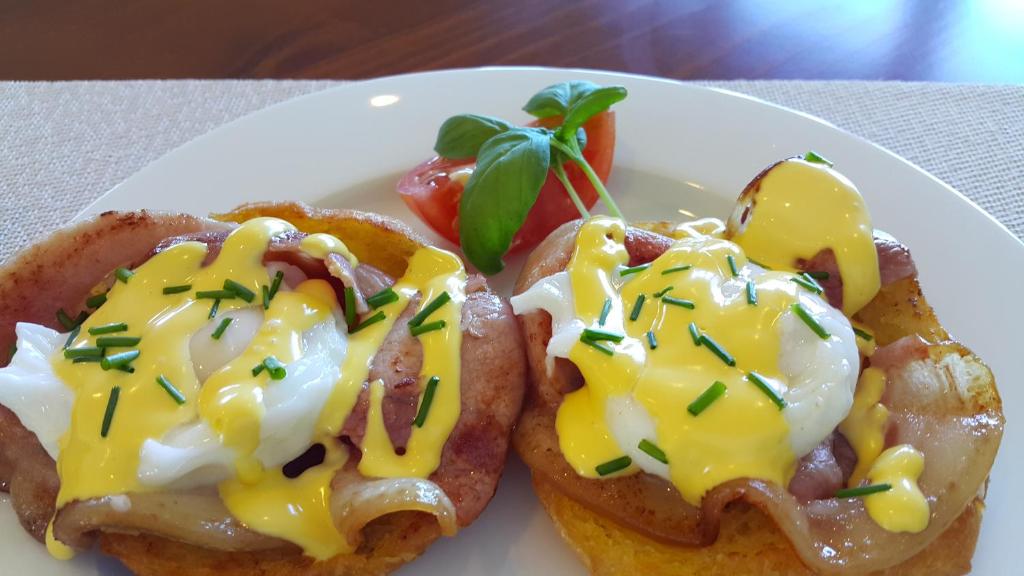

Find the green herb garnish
[[629, 294, 645, 321], [100, 386, 120, 437], [726, 254, 739, 276], [208, 298, 221, 319], [409, 291, 451, 327], [853, 326, 874, 341], [746, 280, 758, 306], [595, 455, 632, 476], [661, 264, 692, 275], [662, 296, 695, 309], [211, 317, 232, 340], [101, 350, 139, 370], [88, 323, 127, 337], [262, 285, 271, 310], [582, 328, 624, 343], [747, 371, 786, 410], [688, 321, 702, 346], [581, 338, 614, 356], [806, 270, 830, 280], [85, 293, 108, 308], [638, 439, 668, 464], [115, 268, 134, 283], [836, 483, 892, 499], [792, 302, 831, 340], [195, 289, 236, 300], [620, 263, 651, 277], [251, 363, 265, 377], [223, 279, 255, 303], [699, 333, 735, 366], [95, 336, 140, 348], [804, 150, 834, 167], [162, 284, 191, 295], [343, 287, 357, 327], [155, 375, 186, 405], [366, 287, 399, 309], [262, 356, 287, 380], [413, 376, 440, 427], [598, 298, 612, 326], [646, 330, 658, 350], [410, 320, 446, 337], [56, 308, 78, 330], [350, 311, 386, 334], [791, 274, 824, 294], [688, 381, 727, 416], [64, 346, 104, 359], [269, 270, 285, 299], [64, 325, 81, 350], [653, 285, 673, 298], [438, 81, 627, 274]]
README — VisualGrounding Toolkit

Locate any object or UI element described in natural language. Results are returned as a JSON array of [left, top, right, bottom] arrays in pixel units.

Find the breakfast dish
[[0, 202, 525, 575], [509, 156, 1004, 574]]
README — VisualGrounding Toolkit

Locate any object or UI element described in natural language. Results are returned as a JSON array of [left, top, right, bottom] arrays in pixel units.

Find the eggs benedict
[[0, 202, 526, 575], [510, 157, 1003, 574]]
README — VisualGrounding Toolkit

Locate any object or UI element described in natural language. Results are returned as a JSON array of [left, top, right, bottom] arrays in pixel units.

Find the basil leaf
[[557, 85, 627, 143], [522, 80, 601, 118], [459, 129, 551, 274], [434, 114, 514, 160]]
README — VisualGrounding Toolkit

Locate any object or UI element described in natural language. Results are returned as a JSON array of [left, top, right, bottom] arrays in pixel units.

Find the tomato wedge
[[397, 111, 616, 251]]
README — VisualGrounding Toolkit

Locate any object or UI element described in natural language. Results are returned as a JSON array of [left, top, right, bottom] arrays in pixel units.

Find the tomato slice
[[396, 111, 616, 251]]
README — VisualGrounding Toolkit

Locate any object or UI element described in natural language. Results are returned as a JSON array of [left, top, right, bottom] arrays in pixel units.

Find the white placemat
[[1, 79, 1021, 264]]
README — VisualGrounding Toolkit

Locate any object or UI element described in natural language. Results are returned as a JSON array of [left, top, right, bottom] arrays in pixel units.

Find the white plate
[[5, 67, 1022, 575]]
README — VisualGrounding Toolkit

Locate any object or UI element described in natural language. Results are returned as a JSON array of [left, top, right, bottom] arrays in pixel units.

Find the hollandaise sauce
[[46, 218, 467, 559]]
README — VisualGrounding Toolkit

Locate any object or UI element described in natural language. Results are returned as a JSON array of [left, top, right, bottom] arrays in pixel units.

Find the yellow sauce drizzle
[[728, 159, 880, 315], [45, 218, 467, 560], [558, 216, 805, 504], [864, 444, 929, 533], [838, 367, 889, 486]]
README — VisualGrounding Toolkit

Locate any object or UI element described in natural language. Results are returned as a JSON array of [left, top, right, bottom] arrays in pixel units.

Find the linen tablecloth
[[1, 80, 1021, 264]]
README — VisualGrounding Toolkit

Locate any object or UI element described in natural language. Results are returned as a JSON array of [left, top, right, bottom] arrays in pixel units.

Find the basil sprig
[[433, 80, 627, 275]]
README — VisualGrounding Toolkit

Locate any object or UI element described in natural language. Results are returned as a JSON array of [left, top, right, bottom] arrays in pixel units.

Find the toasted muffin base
[[100, 512, 442, 576], [533, 477, 981, 576]]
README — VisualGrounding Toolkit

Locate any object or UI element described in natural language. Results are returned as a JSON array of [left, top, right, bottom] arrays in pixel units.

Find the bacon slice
[[513, 220, 1003, 572]]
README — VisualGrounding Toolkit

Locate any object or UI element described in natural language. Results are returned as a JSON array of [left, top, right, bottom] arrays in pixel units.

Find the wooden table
[[2, 0, 1022, 82]]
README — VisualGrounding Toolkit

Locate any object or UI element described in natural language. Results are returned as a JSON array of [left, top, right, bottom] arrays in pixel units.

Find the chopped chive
[[85, 293, 108, 308], [72, 356, 102, 363], [100, 386, 120, 437], [638, 439, 668, 464], [95, 336, 140, 348], [366, 287, 399, 309], [7, 343, 15, 362], [791, 275, 824, 295], [661, 264, 692, 275], [101, 350, 139, 370], [56, 308, 77, 330], [64, 346, 104, 359], [581, 338, 614, 356], [629, 294, 645, 321], [262, 356, 287, 380], [620, 263, 651, 277], [211, 317, 232, 340], [806, 270, 830, 280], [269, 270, 285, 298], [747, 372, 787, 410], [350, 311, 386, 334], [792, 303, 831, 340], [208, 298, 221, 319], [836, 483, 892, 499], [581, 328, 624, 343], [195, 289, 236, 300], [409, 291, 451, 327], [663, 296, 696, 310], [852, 326, 874, 341], [155, 375, 186, 405], [343, 287, 357, 327], [688, 322, 702, 346], [223, 279, 255, 303], [162, 284, 191, 295], [115, 268, 134, 283], [688, 381, 727, 416], [598, 298, 612, 326], [699, 333, 735, 366], [413, 376, 440, 427], [88, 323, 128, 335], [262, 285, 271, 310], [595, 455, 632, 476], [646, 330, 658, 350], [727, 254, 739, 276], [251, 363, 265, 377], [74, 311, 89, 327], [64, 325, 81, 350], [410, 320, 446, 337], [748, 257, 770, 270], [746, 280, 758, 306], [804, 150, 834, 167], [653, 285, 674, 298]]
